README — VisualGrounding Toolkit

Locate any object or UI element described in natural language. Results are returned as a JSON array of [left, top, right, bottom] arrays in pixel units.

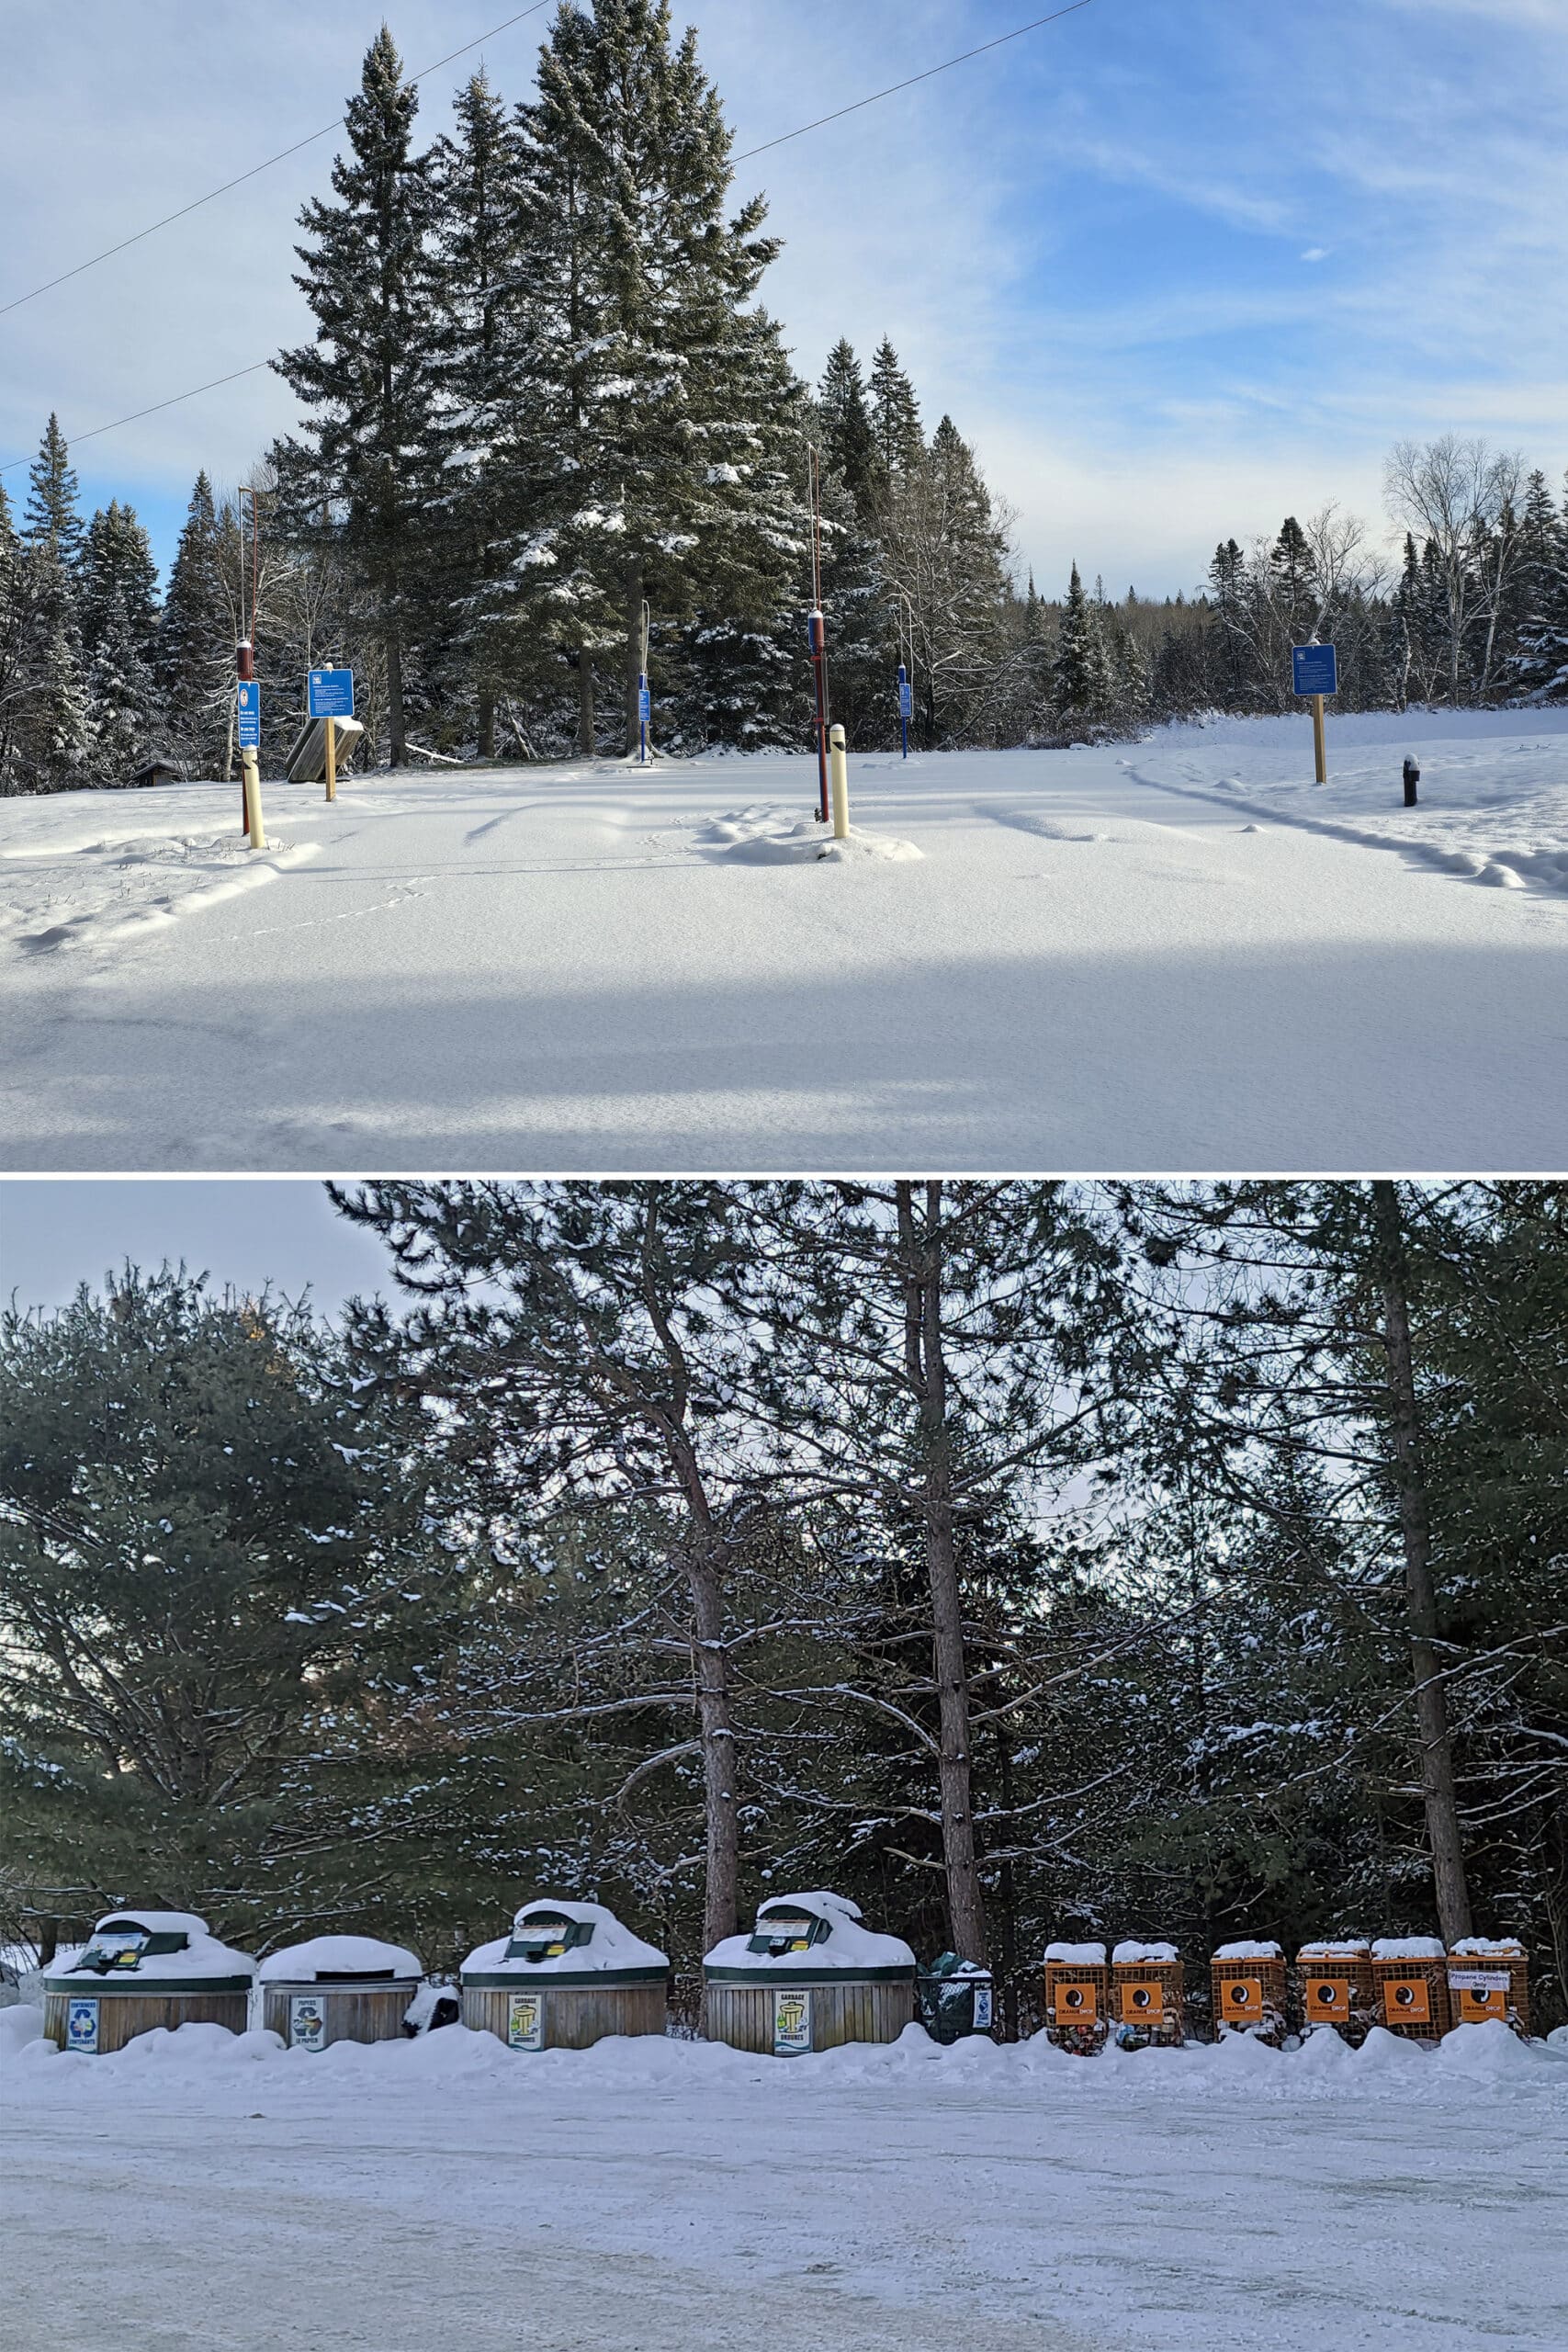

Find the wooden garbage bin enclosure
[[1371, 1938, 1451, 2040], [705, 1891, 916, 2056], [1296, 1939, 1373, 2043], [1043, 1942, 1110, 2052], [461, 1898, 669, 2052], [41, 1910, 254, 2054], [1111, 1941, 1184, 2047], [259, 1935, 423, 2052], [1447, 1939, 1529, 2037], [1211, 1940, 1287, 2043]]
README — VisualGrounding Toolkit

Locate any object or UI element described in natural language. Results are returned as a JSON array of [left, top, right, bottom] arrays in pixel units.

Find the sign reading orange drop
[[1382, 1975, 1431, 2025]]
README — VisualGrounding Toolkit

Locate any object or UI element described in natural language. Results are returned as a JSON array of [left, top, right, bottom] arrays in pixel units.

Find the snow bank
[[703, 809, 922, 864], [257, 1934, 422, 1982]]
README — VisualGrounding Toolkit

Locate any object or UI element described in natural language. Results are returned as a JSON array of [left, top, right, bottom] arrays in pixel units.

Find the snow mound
[[258, 1934, 423, 1982], [704, 811, 921, 864], [1371, 1936, 1445, 1960], [0, 2002, 45, 2057], [705, 1888, 915, 1975], [1044, 1941, 1108, 1964], [463, 1896, 668, 1979], [1213, 1940, 1282, 1961]]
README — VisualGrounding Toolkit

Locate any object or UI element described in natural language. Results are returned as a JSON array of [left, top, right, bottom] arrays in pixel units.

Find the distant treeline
[[2, 5, 1565, 792]]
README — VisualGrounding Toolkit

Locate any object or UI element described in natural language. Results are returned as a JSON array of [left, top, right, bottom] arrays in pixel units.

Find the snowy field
[[3, 709, 1567, 1172], [3, 2003, 1565, 2352]]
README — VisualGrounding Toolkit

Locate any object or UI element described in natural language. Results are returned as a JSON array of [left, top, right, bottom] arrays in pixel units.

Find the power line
[[0, 4, 552, 320], [0, 3, 1096, 478]]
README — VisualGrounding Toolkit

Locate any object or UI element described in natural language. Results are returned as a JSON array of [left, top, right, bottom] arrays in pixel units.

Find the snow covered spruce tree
[[6, 416, 91, 792], [273, 28, 444, 767], [1510, 469, 1568, 702], [155, 472, 236, 775], [1052, 562, 1113, 736]]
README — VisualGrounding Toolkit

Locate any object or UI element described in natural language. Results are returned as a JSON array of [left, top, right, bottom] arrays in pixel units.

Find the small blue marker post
[[897, 663, 912, 760], [637, 676, 651, 767], [1292, 643, 1338, 784]]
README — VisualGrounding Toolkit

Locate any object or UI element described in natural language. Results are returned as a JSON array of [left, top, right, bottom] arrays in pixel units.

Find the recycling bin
[[916, 1951, 995, 2044], [1447, 1938, 1529, 2036], [259, 1934, 423, 2051], [1296, 1939, 1373, 2043], [41, 1909, 254, 2054], [1211, 1940, 1287, 2044], [1111, 1940, 1185, 2048], [704, 1891, 916, 2055], [1371, 1937, 1451, 2041], [461, 1898, 669, 2051], [1043, 1941, 1110, 2053]]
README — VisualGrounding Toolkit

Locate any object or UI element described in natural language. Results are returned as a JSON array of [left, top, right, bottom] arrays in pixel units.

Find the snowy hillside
[[4, 711, 1566, 1171], [4, 2004, 1564, 2351]]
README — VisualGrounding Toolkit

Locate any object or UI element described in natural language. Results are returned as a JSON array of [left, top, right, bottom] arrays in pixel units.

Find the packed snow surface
[[707, 1890, 915, 1974], [464, 1897, 667, 1977], [5, 711, 1568, 1171], [256, 1934, 422, 1983], [4, 2004, 1565, 2351]]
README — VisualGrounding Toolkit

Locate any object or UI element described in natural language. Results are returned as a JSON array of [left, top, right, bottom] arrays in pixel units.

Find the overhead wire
[[0, 2, 1097, 477]]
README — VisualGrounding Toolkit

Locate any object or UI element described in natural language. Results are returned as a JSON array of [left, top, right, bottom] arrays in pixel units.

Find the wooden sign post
[[1292, 644, 1338, 784]]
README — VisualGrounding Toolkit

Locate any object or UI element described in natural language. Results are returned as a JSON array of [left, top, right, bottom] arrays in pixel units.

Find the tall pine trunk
[[576, 645, 595, 756], [385, 613, 406, 767], [1370, 1179, 1473, 1944], [898, 1180, 987, 1963], [625, 558, 644, 756], [684, 1534, 739, 1959]]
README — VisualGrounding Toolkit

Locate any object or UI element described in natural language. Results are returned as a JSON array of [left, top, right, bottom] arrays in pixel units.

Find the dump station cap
[[257, 1934, 423, 1984], [705, 1891, 916, 1976], [49, 1909, 255, 1986], [461, 1897, 669, 1981]]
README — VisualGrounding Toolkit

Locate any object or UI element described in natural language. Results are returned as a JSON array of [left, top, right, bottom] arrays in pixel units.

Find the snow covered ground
[[4, 2003, 1564, 2351], [3, 710, 1566, 1171]]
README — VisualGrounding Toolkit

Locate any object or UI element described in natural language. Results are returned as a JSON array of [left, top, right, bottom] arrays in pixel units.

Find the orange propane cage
[[1043, 1945, 1110, 2052], [1447, 1940, 1529, 2037], [1296, 1941, 1374, 2044], [1110, 1945, 1184, 2046], [1210, 1943, 1287, 2044], [1371, 1940, 1451, 2040]]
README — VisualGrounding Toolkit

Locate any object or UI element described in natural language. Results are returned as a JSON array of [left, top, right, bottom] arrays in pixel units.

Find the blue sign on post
[[1292, 644, 1338, 697], [898, 681, 913, 718], [637, 686, 651, 725], [236, 680, 261, 749], [308, 667, 355, 719]]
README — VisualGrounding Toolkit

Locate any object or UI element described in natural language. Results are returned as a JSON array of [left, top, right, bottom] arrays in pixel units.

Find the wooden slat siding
[[461, 1983, 667, 2050], [704, 1979, 912, 2054], [262, 1984, 416, 2049], [43, 1991, 249, 2053]]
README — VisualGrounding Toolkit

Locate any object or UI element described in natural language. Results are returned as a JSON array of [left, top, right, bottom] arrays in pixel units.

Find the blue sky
[[2, 0, 1564, 598]]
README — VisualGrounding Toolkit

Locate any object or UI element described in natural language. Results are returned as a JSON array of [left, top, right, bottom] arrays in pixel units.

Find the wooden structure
[[1043, 1942, 1111, 2053], [41, 1910, 254, 2054], [1111, 1941, 1184, 2047], [461, 1898, 668, 2052], [285, 713, 366, 784], [1371, 1938, 1451, 2041], [1447, 1939, 1529, 2037], [1296, 1939, 1374, 2044], [259, 1935, 423, 2052], [1211, 1941, 1287, 2044], [130, 756, 182, 789], [704, 1891, 915, 2057]]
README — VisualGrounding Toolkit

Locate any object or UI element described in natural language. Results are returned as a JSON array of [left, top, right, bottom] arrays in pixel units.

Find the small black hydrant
[[1403, 756, 1420, 808]]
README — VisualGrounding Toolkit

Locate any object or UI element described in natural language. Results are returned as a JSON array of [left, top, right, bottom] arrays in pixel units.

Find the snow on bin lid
[[1371, 1937, 1446, 1961], [1111, 1941, 1179, 1965], [705, 1890, 916, 1976], [51, 1910, 254, 1984], [1449, 1937, 1524, 1958], [1213, 1940, 1283, 1962], [1297, 1939, 1371, 1960], [1043, 1941, 1108, 1966], [258, 1934, 423, 1983], [462, 1898, 668, 1979]]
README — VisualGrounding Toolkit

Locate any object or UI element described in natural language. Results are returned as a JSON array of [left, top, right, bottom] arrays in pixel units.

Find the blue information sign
[[1292, 644, 1338, 697], [236, 680, 261, 749], [898, 681, 913, 718], [308, 667, 355, 719], [637, 687, 651, 724]]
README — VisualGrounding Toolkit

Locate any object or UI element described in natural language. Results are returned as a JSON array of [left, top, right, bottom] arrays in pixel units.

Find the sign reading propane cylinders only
[[236, 681, 261, 749], [1292, 643, 1338, 697], [308, 668, 355, 719]]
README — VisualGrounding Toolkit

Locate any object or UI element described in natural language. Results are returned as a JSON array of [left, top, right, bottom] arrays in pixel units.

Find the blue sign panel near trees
[[1292, 644, 1338, 696], [308, 668, 355, 719], [236, 681, 261, 748]]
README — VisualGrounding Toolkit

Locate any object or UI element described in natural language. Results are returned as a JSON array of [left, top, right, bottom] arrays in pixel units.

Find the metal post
[[637, 597, 651, 767], [809, 609, 830, 824], [1312, 693, 1327, 786], [236, 636, 254, 836], [829, 722, 850, 840], [1403, 756, 1419, 808], [325, 716, 337, 802], [897, 662, 909, 761]]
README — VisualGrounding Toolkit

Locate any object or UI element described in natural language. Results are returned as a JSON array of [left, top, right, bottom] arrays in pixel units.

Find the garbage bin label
[[289, 1995, 327, 2052], [66, 1996, 99, 2052], [1448, 1969, 1509, 2021], [508, 1991, 545, 2051], [1121, 1979, 1165, 2023], [1304, 1979, 1346, 2021], [1223, 1974, 1264, 2021], [773, 1987, 812, 2055], [1054, 1982, 1098, 2022], [1382, 1974, 1431, 2023], [972, 1984, 993, 2030]]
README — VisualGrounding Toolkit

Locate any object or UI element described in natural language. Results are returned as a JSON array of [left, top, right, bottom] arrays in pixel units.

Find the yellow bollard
[[1312, 693, 1327, 785], [324, 715, 336, 803], [243, 752, 267, 850], [829, 722, 850, 841]]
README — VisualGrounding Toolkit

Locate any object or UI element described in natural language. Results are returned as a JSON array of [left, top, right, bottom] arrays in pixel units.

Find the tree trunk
[[898, 1180, 987, 1964], [385, 617, 406, 769], [576, 644, 595, 757], [478, 692, 496, 762], [625, 558, 645, 757], [685, 1536, 740, 1959], [1370, 1179, 1473, 1945]]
